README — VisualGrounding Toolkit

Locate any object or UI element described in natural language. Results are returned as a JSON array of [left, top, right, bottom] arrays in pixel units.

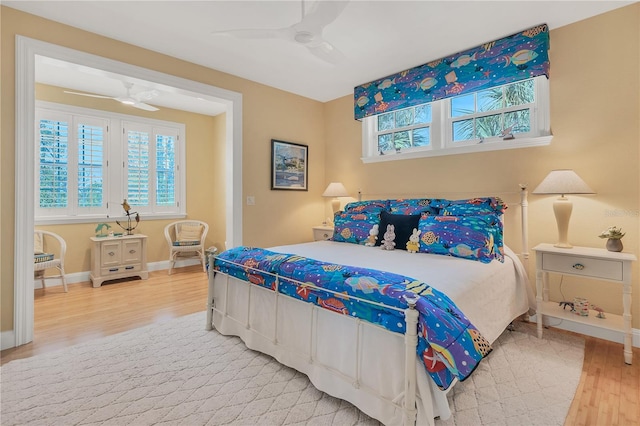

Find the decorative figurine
[[115, 199, 140, 235], [95, 223, 111, 238]]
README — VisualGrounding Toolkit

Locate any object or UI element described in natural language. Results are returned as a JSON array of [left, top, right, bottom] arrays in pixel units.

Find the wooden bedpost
[[403, 295, 419, 426]]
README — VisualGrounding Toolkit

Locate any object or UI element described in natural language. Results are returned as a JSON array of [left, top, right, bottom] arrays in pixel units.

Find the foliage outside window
[[362, 76, 551, 162], [36, 103, 185, 224]]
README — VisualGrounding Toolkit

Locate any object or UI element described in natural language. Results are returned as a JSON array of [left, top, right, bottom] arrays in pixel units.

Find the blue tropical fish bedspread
[[213, 246, 492, 390]]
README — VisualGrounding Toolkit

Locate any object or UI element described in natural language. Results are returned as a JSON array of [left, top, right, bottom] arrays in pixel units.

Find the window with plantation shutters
[[36, 102, 185, 224]]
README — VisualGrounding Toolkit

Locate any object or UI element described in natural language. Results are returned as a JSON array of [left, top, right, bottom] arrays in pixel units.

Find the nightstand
[[312, 225, 334, 241], [533, 243, 636, 364]]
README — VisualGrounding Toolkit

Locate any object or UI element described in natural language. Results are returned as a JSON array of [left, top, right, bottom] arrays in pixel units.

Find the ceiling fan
[[64, 82, 160, 111], [212, 0, 349, 64]]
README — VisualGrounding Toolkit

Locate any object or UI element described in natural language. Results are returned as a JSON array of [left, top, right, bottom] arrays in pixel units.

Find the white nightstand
[[312, 225, 334, 241], [90, 234, 149, 287], [533, 243, 636, 364]]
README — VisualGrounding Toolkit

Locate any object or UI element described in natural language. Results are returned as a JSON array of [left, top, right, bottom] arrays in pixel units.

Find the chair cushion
[[172, 240, 200, 246], [34, 233, 44, 254], [34, 253, 54, 263], [177, 224, 203, 242]]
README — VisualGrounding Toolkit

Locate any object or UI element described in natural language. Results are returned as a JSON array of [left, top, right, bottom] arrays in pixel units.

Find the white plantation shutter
[[36, 103, 185, 224]]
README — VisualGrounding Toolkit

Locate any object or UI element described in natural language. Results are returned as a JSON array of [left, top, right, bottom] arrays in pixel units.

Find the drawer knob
[[108, 251, 115, 256], [572, 263, 585, 270], [129, 249, 136, 254]]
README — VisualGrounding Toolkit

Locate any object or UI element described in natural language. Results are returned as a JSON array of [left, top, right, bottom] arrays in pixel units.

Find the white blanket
[[268, 241, 534, 344]]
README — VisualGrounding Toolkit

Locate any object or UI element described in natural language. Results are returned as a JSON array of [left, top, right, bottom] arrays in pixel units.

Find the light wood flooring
[[1, 266, 639, 425]]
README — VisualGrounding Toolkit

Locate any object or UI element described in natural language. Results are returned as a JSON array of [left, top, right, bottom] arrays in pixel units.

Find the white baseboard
[[1, 330, 16, 351], [529, 313, 640, 348], [32, 259, 202, 289]]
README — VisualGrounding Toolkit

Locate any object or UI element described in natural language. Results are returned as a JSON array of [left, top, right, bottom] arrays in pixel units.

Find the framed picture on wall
[[271, 139, 308, 191]]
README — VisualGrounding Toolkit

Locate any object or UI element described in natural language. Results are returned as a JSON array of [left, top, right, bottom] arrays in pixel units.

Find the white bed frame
[[206, 187, 530, 425]]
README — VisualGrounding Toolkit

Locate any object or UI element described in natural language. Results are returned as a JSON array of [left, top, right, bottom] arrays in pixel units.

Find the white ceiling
[[7, 0, 635, 114]]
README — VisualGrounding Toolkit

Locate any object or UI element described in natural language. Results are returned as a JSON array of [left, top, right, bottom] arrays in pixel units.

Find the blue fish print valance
[[354, 24, 549, 120]]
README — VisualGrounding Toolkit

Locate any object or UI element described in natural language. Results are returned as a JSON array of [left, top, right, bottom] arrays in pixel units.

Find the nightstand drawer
[[312, 226, 334, 241], [541, 253, 623, 281]]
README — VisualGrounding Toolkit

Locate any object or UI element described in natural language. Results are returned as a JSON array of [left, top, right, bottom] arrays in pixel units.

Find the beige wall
[[323, 4, 640, 327], [1, 6, 326, 332], [2, 5, 639, 334]]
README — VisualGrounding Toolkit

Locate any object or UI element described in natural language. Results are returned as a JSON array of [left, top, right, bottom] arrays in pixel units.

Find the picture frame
[[271, 139, 308, 191]]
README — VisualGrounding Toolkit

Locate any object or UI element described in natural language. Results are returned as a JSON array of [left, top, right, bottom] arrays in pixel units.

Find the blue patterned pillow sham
[[333, 212, 380, 244], [418, 213, 504, 263], [343, 199, 389, 214], [434, 197, 507, 216], [388, 198, 439, 215]]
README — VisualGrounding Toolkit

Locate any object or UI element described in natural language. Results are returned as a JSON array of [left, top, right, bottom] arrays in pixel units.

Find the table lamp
[[533, 169, 594, 248], [322, 182, 349, 215]]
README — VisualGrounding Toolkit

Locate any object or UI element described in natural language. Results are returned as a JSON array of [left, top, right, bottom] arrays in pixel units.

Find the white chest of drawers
[[90, 234, 149, 287], [533, 243, 636, 364]]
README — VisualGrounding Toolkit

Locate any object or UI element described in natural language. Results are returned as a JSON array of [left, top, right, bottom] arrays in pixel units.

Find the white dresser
[[533, 243, 636, 364], [90, 234, 149, 287]]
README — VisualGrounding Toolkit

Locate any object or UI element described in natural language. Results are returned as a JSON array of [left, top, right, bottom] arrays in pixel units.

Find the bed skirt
[[208, 271, 452, 426]]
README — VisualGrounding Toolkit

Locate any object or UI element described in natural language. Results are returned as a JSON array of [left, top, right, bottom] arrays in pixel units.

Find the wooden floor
[[1, 266, 639, 426]]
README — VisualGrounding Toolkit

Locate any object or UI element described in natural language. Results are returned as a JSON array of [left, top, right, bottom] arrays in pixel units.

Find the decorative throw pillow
[[388, 198, 439, 216], [375, 210, 421, 250], [417, 214, 503, 263], [177, 224, 203, 242], [436, 197, 508, 216], [34, 233, 44, 254], [333, 212, 381, 244], [343, 200, 389, 214]]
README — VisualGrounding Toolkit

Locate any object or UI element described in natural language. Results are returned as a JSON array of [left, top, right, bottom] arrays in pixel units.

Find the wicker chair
[[34, 230, 67, 292], [164, 220, 209, 274]]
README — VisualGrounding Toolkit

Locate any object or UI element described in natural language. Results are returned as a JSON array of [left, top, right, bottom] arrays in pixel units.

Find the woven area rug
[[1, 312, 584, 426]]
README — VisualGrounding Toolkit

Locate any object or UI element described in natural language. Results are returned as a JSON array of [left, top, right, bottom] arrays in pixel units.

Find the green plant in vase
[[598, 226, 625, 252]]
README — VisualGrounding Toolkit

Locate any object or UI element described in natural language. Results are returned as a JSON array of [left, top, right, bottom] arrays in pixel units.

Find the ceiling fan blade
[[301, 1, 349, 30], [212, 28, 291, 40], [63, 90, 114, 100], [132, 102, 159, 112], [307, 39, 345, 64]]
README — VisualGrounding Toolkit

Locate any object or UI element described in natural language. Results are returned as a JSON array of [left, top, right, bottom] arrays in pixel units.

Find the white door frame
[[14, 36, 243, 346]]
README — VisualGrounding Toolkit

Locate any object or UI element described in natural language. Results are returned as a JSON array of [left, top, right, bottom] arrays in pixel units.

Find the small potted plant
[[598, 226, 625, 252]]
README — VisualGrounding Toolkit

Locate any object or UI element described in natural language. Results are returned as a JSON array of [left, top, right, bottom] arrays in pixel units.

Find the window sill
[[361, 135, 552, 163], [35, 213, 187, 226]]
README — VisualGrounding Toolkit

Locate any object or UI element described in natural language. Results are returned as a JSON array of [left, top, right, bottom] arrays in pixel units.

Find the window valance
[[354, 24, 549, 120]]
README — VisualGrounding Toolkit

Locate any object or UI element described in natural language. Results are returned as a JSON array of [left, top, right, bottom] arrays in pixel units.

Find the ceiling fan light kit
[[63, 81, 160, 111]]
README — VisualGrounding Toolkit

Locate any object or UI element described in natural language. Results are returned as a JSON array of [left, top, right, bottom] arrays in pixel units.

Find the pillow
[[177, 224, 203, 242], [172, 240, 200, 246], [343, 200, 389, 214], [418, 214, 503, 263], [436, 197, 508, 216], [34, 253, 54, 263], [333, 212, 380, 244], [34, 233, 44, 254], [375, 210, 421, 250], [388, 198, 439, 216]]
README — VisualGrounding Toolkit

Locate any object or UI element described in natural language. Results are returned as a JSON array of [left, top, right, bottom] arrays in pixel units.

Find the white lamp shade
[[532, 170, 594, 196], [322, 182, 349, 198]]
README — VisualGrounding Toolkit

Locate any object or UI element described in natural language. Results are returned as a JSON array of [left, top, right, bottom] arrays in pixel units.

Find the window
[[362, 76, 551, 162], [36, 102, 185, 224]]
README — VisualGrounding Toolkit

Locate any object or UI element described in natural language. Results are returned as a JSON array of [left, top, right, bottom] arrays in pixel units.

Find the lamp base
[[331, 198, 341, 215], [553, 196, 573, 248], [553, 242, 573, 249]]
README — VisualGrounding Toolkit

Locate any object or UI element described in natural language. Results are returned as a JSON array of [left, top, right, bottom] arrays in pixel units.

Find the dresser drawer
[[541, 253, 623, 281], [101, 263, 141, 276]]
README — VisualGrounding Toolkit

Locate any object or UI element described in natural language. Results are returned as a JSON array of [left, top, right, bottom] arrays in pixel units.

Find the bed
[[206, 190, 535, 425]]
